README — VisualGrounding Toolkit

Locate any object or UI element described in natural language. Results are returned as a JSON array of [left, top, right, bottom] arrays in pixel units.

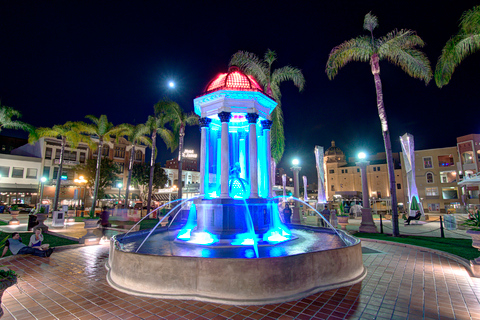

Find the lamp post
[[117, 182, 123, 208], [356, 152, 378, 233], [39, 177, 47, 205], [74, 176, 88, 216], [291, 159, 301, 223]]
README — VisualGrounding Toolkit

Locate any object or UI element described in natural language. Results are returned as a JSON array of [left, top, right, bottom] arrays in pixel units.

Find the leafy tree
[[435, 5, 480, 87], [163, 100, 198, 200], [144, 100, 176, 213], [76, 115, 129, 217], [131, 162, 168, 204], [229, 49, 305, 163], [29, 122, 87, 211], [0, 105, 33, 133], [123, 124, 151, 208], [325, 12, 432, 236], [74, 158, 121, 201]]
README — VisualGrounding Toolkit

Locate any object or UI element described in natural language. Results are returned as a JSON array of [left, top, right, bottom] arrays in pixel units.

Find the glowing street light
[[290, 158, 302, 223], [117, 182, 123, 206], [168, 81, 175, 88], [39, 177, 48, 205], [292, 158, 300, 166], [358, 152, 366, 160]]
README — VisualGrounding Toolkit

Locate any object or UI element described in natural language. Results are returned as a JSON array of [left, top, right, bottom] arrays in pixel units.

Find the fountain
[[106, 66, 366, 305]]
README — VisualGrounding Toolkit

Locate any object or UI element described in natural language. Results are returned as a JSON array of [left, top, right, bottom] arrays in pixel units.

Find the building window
[[423, 157, 433, 169], [331, 185, 335, 191], [102, 146, 109, 156], [114, 147, 125, 158], [377, 167, 380, 171], [426, 187, 439, 196], [80, 152, 86, 163], [438, 155, 454, 167], [135, 150, 143, 161], [426, 172, 434, 183], [43, 166, 50, 178], [442, 187, 458, 199], [440, 170, 457, 183], [397, 183, 401, 189], [463, 152, 474, 164], [428, 203, 440, 212], [373, 167, 376, 172], [329, 169, 334, 174], [26, 168, 37, 179], [55, 149, 61, 160], [357, 168, 360, 173], [45, 147, 52, 159], [65, 151, 77, 161], [12, 167, 24, 178], [53, 167, 59, 179], [0, 166, 10, 177], [117, 163, 124, 173]]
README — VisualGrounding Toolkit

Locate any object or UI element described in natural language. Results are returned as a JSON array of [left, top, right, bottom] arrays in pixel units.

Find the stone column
[[199, 117, 211, 197], [246, 113, 259, 198], [261, 120, 273, 198], [219, 112, 231, 198], [356, 160, 377, 233], [238, 131, 247, 180], [291, 165, 302, 223]]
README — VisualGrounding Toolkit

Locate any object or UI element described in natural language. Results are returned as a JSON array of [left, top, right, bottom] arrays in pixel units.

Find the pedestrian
[[1, 232, 53, 258], [100, 206, 110, 240], [283, 203, 292, 224], [29, 228, 50, 250], [321, 206, 331, 226]]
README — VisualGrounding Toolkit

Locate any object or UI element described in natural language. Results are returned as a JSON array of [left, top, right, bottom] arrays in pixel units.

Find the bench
[[404, 212, 422, 225]]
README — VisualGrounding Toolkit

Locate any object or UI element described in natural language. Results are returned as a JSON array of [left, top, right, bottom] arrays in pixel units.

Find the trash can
[[27, 214, 38, 231]]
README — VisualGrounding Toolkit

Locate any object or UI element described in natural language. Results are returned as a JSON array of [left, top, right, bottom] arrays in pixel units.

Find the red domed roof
[[205, 66, 264, 94]]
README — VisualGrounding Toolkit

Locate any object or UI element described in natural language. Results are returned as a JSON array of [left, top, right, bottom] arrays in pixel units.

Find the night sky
[[1, 0, 479, 182]]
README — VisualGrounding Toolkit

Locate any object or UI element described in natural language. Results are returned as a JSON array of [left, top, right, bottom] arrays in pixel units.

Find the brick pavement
[[1, 240, 479, 319]]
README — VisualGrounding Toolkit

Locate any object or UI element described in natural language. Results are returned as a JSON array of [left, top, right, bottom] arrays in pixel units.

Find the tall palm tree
[[77, 115, 128, 217], [0, 105, 33, 133], [229, 49, 305, 163], [145, 100, 176, 214], [326, 12, 432, 237], [29, 122, 86, 211], [163, 101, 199, 200], [123, 124, 151, 208], [435, 5, 480, 87]]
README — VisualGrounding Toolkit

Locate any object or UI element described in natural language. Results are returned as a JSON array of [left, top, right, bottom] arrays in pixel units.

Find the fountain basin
[[106, 227, 366, 305]]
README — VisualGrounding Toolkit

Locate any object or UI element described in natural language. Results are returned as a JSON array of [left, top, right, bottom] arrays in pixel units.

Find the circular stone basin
[[106, 226, 366, 305]]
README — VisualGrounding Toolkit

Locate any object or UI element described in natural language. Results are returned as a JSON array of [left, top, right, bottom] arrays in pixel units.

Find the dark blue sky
[[1, 0, 479, 181]]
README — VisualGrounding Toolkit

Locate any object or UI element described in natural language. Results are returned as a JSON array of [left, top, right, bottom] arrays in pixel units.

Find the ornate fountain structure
[[106, 67, 366, 305]]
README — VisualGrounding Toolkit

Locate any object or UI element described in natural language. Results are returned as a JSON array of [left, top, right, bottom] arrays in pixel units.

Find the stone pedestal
[[79, 219, 100, 245], [467, 229, 480, 277], [35, 213, 49, 232], [359, 208, 378, 233], [338, 216, 349, 230], [292, 207, 301, 224], [8, 211, 20, 225]]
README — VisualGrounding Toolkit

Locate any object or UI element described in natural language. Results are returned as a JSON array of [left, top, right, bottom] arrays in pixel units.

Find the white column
[[247, 113, 259, 198], [199, 117, 211, 198], [262, 120, 273, 198], [356, 160, 377, 233], [219, 112, 231, 198], [238, 131, 247, 180]]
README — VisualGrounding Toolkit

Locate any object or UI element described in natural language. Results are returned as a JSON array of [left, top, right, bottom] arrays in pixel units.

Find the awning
[[153, 193, 177, 201]]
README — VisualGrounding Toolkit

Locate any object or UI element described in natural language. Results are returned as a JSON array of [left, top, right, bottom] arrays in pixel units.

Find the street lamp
[[39, 177, 47, 206], [168, 81, 175, 88], [355, 152, 377, 233], [117, 182, 123, 207], [290, 158, 301, 223]]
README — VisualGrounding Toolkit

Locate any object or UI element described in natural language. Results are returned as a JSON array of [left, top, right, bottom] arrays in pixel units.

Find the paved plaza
[[0, 214, 479, 319]]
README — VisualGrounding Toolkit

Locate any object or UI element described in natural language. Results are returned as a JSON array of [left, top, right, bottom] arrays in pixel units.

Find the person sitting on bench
[[404, 211, 422, 225]]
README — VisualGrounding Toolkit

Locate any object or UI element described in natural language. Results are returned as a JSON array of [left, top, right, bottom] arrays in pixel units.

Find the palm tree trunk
[[371, 54, 400, 237], [177, 125, 185, 201], [147, 130, 156, 215], [53, 136, 66, 211], [125, 145, 135, 209], [90, 140, 103, 218]]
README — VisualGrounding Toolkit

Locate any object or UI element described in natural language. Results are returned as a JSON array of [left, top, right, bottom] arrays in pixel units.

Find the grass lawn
[[355, 232, 480, 260], [0, 231, 78, 258]]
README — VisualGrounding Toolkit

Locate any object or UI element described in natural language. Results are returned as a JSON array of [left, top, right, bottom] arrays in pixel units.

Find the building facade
[[401, 146, 460, 213]]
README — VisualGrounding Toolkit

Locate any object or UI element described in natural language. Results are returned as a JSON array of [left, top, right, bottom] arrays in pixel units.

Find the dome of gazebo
[[204, 66, 264, 94], [326, 140, 344, 156]]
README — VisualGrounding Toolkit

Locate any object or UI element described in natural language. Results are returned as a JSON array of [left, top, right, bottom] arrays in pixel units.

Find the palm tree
[[145, 101, 176, 214], [0, 105, 33, 133], [435, 5, 480, 87], [77, 115, 128, 217], [163, 101, 199, 200], [123, 124, 151, 209], [326, 12, 432, 237], [29, 122, 86, 211], [229, 49, 305, 163]]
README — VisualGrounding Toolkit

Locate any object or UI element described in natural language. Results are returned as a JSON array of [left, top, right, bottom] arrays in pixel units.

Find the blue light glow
[[190, 232, 218, 245]]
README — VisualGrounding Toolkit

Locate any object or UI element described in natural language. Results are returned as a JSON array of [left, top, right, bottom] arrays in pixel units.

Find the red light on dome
[[205, 67, 263, 93]]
